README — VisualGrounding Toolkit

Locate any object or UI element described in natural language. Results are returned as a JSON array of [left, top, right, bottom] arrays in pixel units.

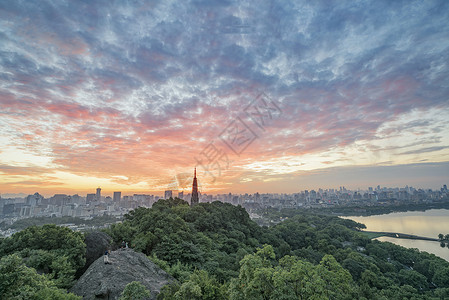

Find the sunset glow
[[1, 1, 449, 196]]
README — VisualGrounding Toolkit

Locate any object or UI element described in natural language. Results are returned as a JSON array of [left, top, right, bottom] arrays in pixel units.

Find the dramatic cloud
[[0, 0, 448, 195]]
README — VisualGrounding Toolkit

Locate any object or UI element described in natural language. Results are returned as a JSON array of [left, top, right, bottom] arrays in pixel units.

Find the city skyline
[[1, 1, 449, 195], [2, 181, 448, 199]]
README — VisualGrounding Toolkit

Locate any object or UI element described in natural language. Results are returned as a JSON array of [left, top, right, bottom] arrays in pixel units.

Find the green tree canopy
[[0, 224, 86, 288], [0, 254, 80, 300], [119, 281, 151, 300]]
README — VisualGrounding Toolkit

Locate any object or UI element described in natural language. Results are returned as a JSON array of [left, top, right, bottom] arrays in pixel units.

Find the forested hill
[[105, 198, 449, 299], [1, 198, 449, 299]]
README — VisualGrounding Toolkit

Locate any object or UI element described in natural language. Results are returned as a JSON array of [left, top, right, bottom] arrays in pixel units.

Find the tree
[[0, 254, 80, 299], [433, 267, 449, 287], [434, 287, 449, 300], [314, 254, 358, 299], [229, 245, 276, 300], [174, 270, 226, 300], [229, 245, 358, 300], [33, 287, 82, 300], [119, 281, 151, 300], [398, 269, 428, 291], [438, 233, 448, 248], [0, 224, 86, 288], [174, 281, 202, 300], [157, 283, 183, 300], [105, 222, 137, 248]]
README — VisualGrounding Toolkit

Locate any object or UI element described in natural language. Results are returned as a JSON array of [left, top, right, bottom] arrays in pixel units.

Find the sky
[[1, 0, 449, 197]]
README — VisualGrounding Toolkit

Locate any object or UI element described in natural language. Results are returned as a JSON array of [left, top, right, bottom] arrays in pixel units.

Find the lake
[[343, 209, 449, 262]]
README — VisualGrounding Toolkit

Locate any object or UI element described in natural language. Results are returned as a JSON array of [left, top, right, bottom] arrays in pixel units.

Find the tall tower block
[[96, 187, 101, 202], [191, 168, 199, 206]]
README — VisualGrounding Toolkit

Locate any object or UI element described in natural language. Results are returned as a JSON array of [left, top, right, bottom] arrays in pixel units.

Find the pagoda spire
[[191, 168, 199, 206]]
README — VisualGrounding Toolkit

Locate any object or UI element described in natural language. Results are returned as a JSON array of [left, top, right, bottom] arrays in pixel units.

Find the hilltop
[[71, 248, 175, 300]]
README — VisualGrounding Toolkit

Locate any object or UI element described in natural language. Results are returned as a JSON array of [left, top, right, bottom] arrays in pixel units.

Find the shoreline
[[361, 230, 439, 241]]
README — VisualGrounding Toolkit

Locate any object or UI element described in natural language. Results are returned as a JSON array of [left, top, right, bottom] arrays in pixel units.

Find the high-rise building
[[86, 193, 96, 204], [178, 191, 184, 199], [71, 194, 82, 204], [96, 187, 101, 201], [113, 192, 121, 203], [26, 192, 43, 206], [191, 168, 199, 206], [164, 190, 173, 199], [51, 194, 67, 206]]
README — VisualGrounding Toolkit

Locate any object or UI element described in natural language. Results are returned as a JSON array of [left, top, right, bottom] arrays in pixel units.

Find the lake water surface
[[343, 209, 449, 262]]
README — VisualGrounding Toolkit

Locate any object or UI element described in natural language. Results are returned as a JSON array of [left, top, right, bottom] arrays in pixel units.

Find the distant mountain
[[0, 193, 27, 199]]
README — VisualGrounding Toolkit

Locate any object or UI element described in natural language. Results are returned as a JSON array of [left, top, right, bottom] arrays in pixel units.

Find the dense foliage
[[119, 281, 151, 300], [438, 233, 449, 249], [106, 198, 264, 281], [1, 215, 119, 230], [104, 198, 449, 299], [2, 198, 449, 299], [0, 254, 81, 299], [0, 224, 86, 289]]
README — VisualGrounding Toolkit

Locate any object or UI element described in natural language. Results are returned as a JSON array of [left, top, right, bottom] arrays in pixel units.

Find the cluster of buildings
[[0, 188, 159, 220], [180, 184, 449, 211], [1, 166, 447, 236], [0, 171, 200, 223], [1, 184, 448, 221], [245, 184, 449, 209]]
